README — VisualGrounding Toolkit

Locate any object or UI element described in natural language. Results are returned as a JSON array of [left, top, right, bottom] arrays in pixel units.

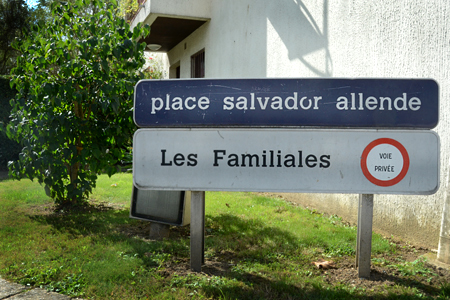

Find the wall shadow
[[266, 0, 332, 77]]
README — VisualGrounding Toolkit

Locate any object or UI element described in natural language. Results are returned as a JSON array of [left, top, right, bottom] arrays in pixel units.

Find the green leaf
[[112, 47, 122, 59]]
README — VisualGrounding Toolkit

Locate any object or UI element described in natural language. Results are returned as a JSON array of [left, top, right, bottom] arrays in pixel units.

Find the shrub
[[6, 0, 149, 204]]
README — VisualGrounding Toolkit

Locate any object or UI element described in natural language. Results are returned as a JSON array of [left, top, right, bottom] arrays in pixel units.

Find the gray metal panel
[[134, 190, 182, 223], [129, 188, 191, 226]]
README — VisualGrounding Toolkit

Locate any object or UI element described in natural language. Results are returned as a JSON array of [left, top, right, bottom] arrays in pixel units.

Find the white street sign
[[133, 129, 439, 195]]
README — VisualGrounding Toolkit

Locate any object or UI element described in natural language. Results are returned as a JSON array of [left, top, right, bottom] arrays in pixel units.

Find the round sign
[[361, 138, 410, 187]]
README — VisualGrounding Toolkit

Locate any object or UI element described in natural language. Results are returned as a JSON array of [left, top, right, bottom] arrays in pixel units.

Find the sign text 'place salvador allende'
[[134, 78, 439, 128]]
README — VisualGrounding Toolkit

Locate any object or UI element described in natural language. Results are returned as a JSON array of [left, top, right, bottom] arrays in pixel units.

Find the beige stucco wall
[[158, 0, 450, 248]]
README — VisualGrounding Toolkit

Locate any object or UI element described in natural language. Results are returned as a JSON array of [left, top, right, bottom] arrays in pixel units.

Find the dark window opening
[[191, 49, 205, 78]]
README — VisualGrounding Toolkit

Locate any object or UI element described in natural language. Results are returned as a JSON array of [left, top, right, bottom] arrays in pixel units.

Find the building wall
[[165, 0, 450, 248]]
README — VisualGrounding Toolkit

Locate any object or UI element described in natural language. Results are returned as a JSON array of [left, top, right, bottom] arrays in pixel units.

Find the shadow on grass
[[200, 214, 442, 299], [27, 209, 442, 299], [205, 213, 302, 260], [27, 204, 131, 239], [0, 170, 9, 181]]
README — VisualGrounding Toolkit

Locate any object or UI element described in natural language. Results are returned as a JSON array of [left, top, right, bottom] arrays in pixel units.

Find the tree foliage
[[116, 0, 138, 21], [0, 0, 29, 74], [6, 0, 149, 205], [31, 0, 139, 23]]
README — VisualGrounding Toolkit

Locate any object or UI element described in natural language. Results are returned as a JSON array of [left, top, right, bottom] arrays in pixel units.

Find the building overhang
[[130, 0, 211, 52]]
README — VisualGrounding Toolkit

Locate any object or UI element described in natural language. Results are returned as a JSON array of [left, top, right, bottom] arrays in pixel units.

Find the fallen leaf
[[312, 259, 336, 270]]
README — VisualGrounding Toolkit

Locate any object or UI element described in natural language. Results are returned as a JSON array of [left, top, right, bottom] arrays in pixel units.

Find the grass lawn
[[0, 173, 449, 299]]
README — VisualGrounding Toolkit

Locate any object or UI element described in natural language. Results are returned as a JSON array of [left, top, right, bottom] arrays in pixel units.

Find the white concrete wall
[[167, 0, 269, 78], [164, 0, 450, 248]]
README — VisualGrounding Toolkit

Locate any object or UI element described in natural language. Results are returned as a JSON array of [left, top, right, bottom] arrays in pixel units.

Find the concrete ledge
[[131, 0, 211, 28]]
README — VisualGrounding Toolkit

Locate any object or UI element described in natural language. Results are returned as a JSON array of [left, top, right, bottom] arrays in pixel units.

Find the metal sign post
[[190, 191, 205, 272], [356, 194, 374, 278]]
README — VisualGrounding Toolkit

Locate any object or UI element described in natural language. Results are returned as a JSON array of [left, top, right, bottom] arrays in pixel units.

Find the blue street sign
[[133, 78, 438, 128]]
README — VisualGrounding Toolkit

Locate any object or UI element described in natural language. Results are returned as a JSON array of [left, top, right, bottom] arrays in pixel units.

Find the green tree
[[27, 0, 56, 27], [6, 0, 149, 205], [0, 0, 29, 74], [117, 0, 138, 21], [31, 0, 139, 23]]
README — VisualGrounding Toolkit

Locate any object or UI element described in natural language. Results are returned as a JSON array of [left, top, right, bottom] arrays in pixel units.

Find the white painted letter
[[151, 97, 164, 114], [351, 93, 357, 110], [394, 93, 408, 110], [408, 97, 421, 111], [365, 96, 378, 110], [285, 93, 298, 110], [236, 96, 248, 110], [257, 97, 269, 110], [336, 96, 349, 110], [379, 97, 392, 110], [313, 96, 322, 109], [198, 97, 210, 110], [223, 97, 234, 110], [185, 97, 196, 110], [171, 97, 183, 110], [300, 97, 312, 110], [271, 96, 283, 110], [165, 94, 171, 110], [250, 93, 256, 110]]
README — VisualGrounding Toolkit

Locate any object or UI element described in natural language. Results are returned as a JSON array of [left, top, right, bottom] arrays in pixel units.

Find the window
[[169, 61, 181, 79], [191, 49, 205, 78]]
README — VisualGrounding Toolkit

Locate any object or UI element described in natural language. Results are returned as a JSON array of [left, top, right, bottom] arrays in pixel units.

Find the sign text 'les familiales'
[[133, 129, 440, 195]]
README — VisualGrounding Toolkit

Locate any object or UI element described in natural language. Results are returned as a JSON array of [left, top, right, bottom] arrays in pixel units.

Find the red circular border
[[361, 138, 410, 187]]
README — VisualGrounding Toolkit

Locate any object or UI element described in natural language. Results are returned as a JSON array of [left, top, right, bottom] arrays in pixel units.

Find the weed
[[18, 266, 62, 286], [10, 265, 85, 297], [387, 258, 437, 278], [144, 252, 172, 269], [324, 243, 355, 257], [275, 206, 287, 213], [328, 214, 344, 225], [47, 273, 85, 297], [439, 282, 450, 298], [371, 257, 389, 266]]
